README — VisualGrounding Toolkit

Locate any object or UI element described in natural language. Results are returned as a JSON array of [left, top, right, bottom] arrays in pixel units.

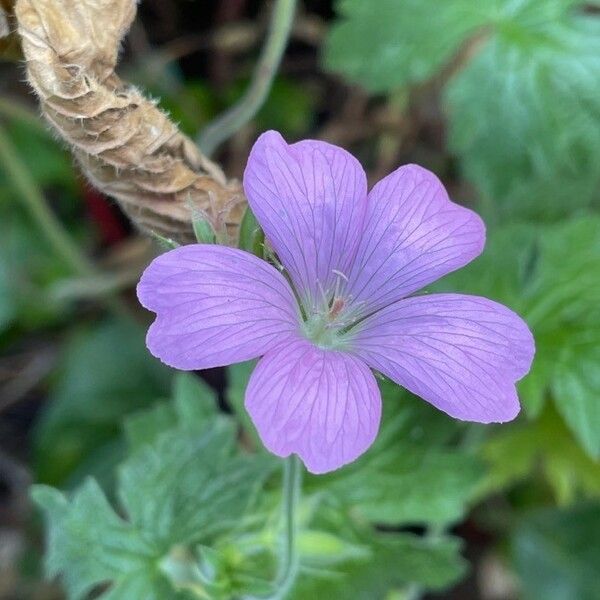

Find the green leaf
[[33, 421, 273, 599], [297, 530, 370, 566], [124, 373, 218, 451], [511, 503, 600, 600], [313, 386, 482, 527], [32, 480, 158, 600], [326, 0, 600, 219], [324, 0, 486, 92], [124, 402, 177, 452], [553, 330, 600, 459], [33, 318, 172, 484], [172, 373, 219, 423], [446, 1, 600, 219], [292, 532, 467, 599], [118, 424, 270, 546], [120, 375, 274, 549]]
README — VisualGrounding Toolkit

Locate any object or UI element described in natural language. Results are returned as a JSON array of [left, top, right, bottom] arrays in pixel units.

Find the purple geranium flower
[[137, 131, 535, 474]]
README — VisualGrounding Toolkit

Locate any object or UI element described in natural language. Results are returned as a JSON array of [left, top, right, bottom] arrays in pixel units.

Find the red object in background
[[83, 185, 129, 246]]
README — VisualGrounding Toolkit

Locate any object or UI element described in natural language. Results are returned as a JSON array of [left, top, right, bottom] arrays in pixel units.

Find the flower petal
[[353, 294, 535, 423], [137, 245, 299, 370], [346, 165, 485, 313], [245, 337, 381, 474], [243, 130, 367, 308]]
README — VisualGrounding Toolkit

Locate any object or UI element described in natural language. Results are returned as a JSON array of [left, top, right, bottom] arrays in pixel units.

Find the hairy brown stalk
[[14, 0, 246, 244]]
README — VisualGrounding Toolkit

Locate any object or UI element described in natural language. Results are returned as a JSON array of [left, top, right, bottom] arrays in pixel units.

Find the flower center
[[302, 311, 343, 349], [293, 271, 367, 349], [301, 295, 363, 350]]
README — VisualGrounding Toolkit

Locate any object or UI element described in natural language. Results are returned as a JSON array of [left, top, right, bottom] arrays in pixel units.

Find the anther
[[329, 297, 345, 320]]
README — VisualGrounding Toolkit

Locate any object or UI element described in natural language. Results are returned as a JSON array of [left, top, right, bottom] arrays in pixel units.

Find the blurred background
[[1, 1, 599, 599]]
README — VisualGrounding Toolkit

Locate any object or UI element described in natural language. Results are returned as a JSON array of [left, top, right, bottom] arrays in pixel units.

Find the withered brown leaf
[[15, 0, 246, 244]]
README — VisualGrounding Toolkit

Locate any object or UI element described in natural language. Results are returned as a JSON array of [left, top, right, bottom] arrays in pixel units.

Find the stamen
[[331, 269, 349, 282], [329, 297, 345, 319], [331, 269, 349, 300], [316, 278, 330, 310]]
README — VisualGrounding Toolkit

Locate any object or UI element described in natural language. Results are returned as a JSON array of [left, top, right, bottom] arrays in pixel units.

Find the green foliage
[[33, 318, 172, 485], [0, 256, 16, 334], [552, 339, 600, 460], [33, 375, 273, 600], [118, 425, 266, 548], [292, 529, 466, 599], [191, 211, 217, 244], [155, 81, 217, 137], [125, 373, 219, 451], [255, 79, 317, 137], [314, 383, 483, 527], [0, 119, 89, 336], [511, 503, 600, 600], [224, 78, 317, 138], [32, 480, 171, 600], [227, 360, 262, 447], [480, 406, 600, 505], [0, 213, 71, 332], [325, 0, 600, 219], [447, 1, 600, 220], [1, 120, 76, 191], [325, 0, 485, 92]]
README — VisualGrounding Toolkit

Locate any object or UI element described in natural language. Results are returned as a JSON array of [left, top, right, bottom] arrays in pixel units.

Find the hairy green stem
[[197, 0, 297, 156], [260, 454, 302, 600]]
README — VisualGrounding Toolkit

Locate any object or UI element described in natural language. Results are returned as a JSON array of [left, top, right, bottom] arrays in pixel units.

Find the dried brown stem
[[15, 0, 246, 244]]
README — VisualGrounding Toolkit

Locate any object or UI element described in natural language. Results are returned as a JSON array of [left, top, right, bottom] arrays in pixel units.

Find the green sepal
[[191, 210, 217, 244], [238, 206, 265, 257]]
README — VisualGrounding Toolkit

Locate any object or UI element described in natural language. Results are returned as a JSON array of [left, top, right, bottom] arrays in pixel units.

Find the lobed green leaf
[[325, 0, 600, 219], [33, 382, 274, 600]]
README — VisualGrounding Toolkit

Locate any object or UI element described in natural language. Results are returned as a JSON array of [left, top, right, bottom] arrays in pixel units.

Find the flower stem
[[197, 0, 297, 156], [272, 454, 302, 600]]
